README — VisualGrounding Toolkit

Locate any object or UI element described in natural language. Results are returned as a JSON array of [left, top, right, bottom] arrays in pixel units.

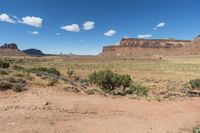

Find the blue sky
[[0, 0, 200, 55]]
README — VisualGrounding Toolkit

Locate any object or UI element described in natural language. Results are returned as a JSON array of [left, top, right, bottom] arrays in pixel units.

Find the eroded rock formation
[[0, 43, 18, 49], [100, 36, 200, 57], [0, 43, 25, 56]]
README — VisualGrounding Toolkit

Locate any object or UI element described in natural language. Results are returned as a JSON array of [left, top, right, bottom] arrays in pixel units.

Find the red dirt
[[0, 87, 200, 133]]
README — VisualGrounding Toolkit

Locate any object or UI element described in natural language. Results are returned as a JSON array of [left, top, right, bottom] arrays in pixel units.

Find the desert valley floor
[[0, 56, 200, 133], [0, 86, 200, 133]]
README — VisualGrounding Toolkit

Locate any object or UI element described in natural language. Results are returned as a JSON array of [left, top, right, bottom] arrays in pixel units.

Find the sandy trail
[[0, 87, 199, 133]]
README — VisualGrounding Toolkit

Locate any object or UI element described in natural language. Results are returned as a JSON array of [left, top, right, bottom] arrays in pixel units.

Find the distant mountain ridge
[[23, 49, 46, 56]]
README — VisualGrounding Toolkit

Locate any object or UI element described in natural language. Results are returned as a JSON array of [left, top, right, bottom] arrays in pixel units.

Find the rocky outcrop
[[0, 43, 25, 56], [99, 36, 200, 57], [0, 43, 18, 49], [119, 38, 191, 48]]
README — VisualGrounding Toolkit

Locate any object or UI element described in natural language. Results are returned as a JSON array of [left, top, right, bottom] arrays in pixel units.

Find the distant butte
[[0, 43, 25, 56], [0, 43, 19, 49], [99, 35, 200, 57]]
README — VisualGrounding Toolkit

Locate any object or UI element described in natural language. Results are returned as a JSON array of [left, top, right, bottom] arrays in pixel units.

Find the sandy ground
[[0, 87, 200, 133]]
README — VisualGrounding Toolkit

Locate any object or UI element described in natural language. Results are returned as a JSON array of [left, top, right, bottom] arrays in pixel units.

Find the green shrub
[[46, 78, 58, 86], [193, 126, 200, 133], [31, 67, 60, 76], [89, 70, 118, 91], [13, 83, 26, 92], [67, 69, 74, 77], [89, 71, 97, 83], [85, 89, 95, 95], [89, 70, 149, 96], [12, 72, 25, 77], [119, 74, 132, 90], [0, 81, 12, 91], [0, 76, 26, 92], [74, 76, 80, 82], [5, 76, 26, 84], [0, 69, 8, 75], [13, 65, 25, 71], [127, 83, 149, 96], [190, 79, 200, 90], [89, 70, 132, 92], [0, 61, 10, 68]]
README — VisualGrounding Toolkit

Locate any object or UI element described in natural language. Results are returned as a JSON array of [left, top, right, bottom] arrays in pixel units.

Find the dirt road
[[0, 87, 199, 133]]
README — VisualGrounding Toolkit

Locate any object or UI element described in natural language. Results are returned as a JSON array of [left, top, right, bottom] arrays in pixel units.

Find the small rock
[[44, 101, 49, 106], [2, 108, 8, 111]]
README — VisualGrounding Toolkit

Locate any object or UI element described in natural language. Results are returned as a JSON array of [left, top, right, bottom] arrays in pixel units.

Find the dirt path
[[0, 87, 199, 133]]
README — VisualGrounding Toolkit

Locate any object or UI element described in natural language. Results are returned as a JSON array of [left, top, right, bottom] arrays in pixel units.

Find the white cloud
[[21, 16, 43, 28], [60, 24, 80, 32], [0, 13, 15, 23], [29, 31, 39, 35], [56, 33, 60, 35], [104, 29, 116, 37], [138, 34, 152, 39], [83, 21, 95, 30], [154, 22, 166, 30]]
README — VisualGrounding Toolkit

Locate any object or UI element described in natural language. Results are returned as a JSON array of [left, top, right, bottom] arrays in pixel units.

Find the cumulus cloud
[[154, 22, 166, 30], [104, 30, 116, 37], [0, 13, 15, 23], [83, 21, 95, 30], [20, 16, 43, 28], [60, 24, 80, 32], [29, 31, 39, 35], [138, 34, 152, 39]]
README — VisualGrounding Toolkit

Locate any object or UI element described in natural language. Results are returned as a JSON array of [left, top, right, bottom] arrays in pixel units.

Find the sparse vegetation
[[85, 89, 96, 95], [89, 70, 122, 92], [0, 69, 8, 75], [13, 65, 26, 71], [193, 126, 200, 133], [0, 60, 10, 68], [31, 67, 60, 76], [67, 69, 74, 77], [0, 56, 199, 98], [46, 78, 58, 86], [0, 76, 26, 92], [127, 83, 149, 96], [89, 70, 148, 96], [190, 79, 200, 90], [0, 81, 12, 91]]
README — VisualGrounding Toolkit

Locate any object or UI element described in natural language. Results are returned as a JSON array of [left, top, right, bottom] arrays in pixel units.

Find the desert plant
[[0, 69, 8, 75], [31, 67, 60, 76], [119, 74, 132, 90], [0, 61, 10, 68], [127, 83, 149, 96], [13, 65, 25, 71], [190, 79, 200, 90], [13, 83, 26, 92], [89, 70, 122, 92], [67, 69, 74, 77], [73, 76, 80, 82], [0, 81, 12, 91], [12, 71, 25, 77], [85, 89, 96, 95], [46, 78, 58, 86], [193, 126, 200, 133]]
